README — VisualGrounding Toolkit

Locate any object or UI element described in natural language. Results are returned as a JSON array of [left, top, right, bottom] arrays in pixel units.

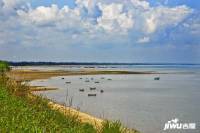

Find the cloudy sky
[[0, 0, 199, 63]]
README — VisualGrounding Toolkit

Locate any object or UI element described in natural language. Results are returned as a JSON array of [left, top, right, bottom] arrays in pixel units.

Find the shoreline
[[30, 89, 138, 133], [48, 101, 104, 128], [28, 93, 104, 129], [8, 69, 160, 81], [8, 69, 143, 132], [29, 86, 58, 91], [13, 69, 106, 129]]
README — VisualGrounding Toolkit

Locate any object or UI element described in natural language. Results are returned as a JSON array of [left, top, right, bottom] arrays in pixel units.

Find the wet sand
[[8, 69, 157, 81]]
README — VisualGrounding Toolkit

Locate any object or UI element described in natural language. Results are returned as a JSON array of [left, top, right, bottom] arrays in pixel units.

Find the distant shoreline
[[6, 61, 200, 66], [8, 69, 161, 81]]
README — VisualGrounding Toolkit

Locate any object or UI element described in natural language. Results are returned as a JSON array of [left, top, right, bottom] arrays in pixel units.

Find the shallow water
[[30, 67, 200, 133]]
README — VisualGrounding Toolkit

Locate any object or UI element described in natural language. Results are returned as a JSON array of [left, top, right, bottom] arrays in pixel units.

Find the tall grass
[[0, 76, 96, 132]]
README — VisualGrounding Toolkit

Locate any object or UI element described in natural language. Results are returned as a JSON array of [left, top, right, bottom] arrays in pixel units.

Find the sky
[[0, 0, 200, 63]]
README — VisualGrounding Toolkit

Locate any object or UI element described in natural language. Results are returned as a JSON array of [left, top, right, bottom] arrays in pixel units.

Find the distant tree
[[0, 61, 10, 76]]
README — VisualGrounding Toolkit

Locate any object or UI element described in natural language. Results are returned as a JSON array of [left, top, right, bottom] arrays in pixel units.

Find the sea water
[[29, 65, 200, 133]]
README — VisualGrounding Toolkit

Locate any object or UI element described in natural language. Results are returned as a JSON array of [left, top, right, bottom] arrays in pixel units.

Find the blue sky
[[0, 0, 200, 63]]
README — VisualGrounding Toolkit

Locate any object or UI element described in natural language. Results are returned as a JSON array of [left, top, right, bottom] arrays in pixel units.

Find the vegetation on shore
[[0, 79, 96, 132], [0, 61, 10, 75], [0, 61, 139, 133]]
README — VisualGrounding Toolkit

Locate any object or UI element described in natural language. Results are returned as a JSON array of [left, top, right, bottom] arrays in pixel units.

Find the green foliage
[[101, 121, 140, 133], [101, 121, 126, 133], [0, 61, 10, 74], [0, 86, 96, 133]]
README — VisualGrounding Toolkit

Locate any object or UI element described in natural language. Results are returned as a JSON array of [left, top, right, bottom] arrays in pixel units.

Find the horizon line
[[2, 60, 200, 66]]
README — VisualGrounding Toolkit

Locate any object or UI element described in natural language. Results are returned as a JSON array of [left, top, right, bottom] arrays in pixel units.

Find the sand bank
[[8, 69, 158, 81]]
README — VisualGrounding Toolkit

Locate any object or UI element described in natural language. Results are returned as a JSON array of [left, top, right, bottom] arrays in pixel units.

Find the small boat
[[100, 90, 104, 93], [91, 78, 94, 80], [90, 87, 96, 90], [101, 77, 105, 79], [61, 78, 65, 79], [80, 78, 82, 79], [85, 80, 90, 82], [65, 81, 71, 84], [154, 77, 160, 80], [107, 78, 112, 81], [88, 94, 97, 97], [94, 81, 100, 83], [79, 89, 84, 92]]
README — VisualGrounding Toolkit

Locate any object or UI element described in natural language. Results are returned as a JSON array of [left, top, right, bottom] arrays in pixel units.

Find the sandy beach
[[8, 69, 157, 81]]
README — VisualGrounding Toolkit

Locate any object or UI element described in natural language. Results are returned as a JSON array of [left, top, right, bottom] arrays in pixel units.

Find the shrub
[[0, 61, 10, 76]]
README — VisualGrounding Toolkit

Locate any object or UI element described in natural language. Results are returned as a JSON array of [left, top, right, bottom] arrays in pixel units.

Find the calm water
[[29, 65, 200, 133]]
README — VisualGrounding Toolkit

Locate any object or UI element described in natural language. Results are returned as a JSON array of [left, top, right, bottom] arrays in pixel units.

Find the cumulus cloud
[[0, 0, 28, 15], [131, 0, 150, 10], [0, 0, 195, 48], [144, 5, 192, 33], [1, 0, 21, 10], [76, 0, 95, 11], [97, 3, 134, 32], [17, 4, 59, 25], [15, 0, 192, 34], [0, 0, 199, 62], [17, 4, 84, 26]]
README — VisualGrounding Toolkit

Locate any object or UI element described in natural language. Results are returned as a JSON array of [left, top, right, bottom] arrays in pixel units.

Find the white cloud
[[1, 0, 20, 10], [0, 0, 195, 49], [17, 3, 91, 36], [131, 0, 150, 10], [97, 3, 134, 33], [0, 0, 27, 14], [17, 4, 59, 25], [76, 0, 95, 9], [15, 0, 192, 35], [17, 4, 82, 26], [144, 5, 192, 33], [17, 1, 134, 34], [0, 0, 199, 62]]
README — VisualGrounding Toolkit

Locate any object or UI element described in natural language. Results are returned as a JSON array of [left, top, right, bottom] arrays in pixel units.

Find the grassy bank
[[0, 76, 97, 132], [0, 75, 139, 133]]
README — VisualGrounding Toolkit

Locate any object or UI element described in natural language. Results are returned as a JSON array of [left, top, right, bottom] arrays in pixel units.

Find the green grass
[[0, 85, 96, 132], [0, 75, 139, 133], [101, 121, 127, 133]]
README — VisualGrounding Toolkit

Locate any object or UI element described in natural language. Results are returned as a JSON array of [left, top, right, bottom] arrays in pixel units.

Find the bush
[[0, 61, 10, 75]]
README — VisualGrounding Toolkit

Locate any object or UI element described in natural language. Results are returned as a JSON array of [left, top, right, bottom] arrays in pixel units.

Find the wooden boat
[[65, 81, 71, 84], [61, 78, 64, 79], [88, 94, 97, 96], [79, 89, 84, 92], [85, 80, 90, 82], [107, 78, 112, 80], [94, 81, 100, 83], [90, 87, 96, 90], [154, 77, 160, 80]]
